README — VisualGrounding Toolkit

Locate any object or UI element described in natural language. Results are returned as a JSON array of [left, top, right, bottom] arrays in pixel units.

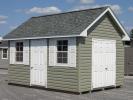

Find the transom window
[[57, 40, 68, 64], [16, 42, 23, 62], [2, 49, 8, 59]]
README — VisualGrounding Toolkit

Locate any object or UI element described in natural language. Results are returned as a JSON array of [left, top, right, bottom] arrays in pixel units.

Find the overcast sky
[[0, 0, 133, 36]]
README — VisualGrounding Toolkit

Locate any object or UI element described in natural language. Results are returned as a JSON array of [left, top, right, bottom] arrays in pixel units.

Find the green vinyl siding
[[77, 14, 124, 92], [47, 67, 78, 92], [8, 64, 30, 85]]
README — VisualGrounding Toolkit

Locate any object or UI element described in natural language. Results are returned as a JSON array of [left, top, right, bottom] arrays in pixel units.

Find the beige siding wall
[[125, 47, 133, 75], [8, 65, 30, 85], [77, 15, 124, 92], [47, 67, 78, 92]]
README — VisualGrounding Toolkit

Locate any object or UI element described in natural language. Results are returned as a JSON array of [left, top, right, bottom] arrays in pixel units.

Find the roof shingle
[[3, 7, 107, 39]]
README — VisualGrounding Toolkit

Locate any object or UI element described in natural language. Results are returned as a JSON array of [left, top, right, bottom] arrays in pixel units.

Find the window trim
[[15, 42, 23, 63], [1, 48, 8, 59], [56, 39, 69, 66]]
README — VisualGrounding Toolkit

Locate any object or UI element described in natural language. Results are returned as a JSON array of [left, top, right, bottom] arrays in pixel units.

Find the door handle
[[105, 68, 108, 70], [31, 67, 33, 69]]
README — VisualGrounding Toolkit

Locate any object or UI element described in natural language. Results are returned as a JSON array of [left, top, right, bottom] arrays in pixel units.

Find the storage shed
[[3, 7, 130, 93], [125, 40, 133, 75], [0, 37, 8, 74]]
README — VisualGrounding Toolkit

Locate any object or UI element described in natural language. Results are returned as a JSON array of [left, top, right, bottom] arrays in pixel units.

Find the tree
[[130, 29, 133, 38]]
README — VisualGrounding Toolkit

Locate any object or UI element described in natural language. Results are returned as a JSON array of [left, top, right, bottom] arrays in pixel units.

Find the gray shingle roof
[[3, 7, 107, 39]]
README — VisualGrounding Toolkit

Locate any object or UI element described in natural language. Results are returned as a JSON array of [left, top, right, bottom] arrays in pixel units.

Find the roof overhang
[[0, 47, 8, 49], [80, 8, 130, 41], [3, 35, 84, 41]]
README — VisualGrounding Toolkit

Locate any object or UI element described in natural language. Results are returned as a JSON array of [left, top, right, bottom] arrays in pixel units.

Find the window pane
[[57, 58, 62, 63], [63, 46, 68, 51], [3, 54, 7, 58], [57, 40, 68, 64], [63, 52, 67, 58], [3, 49, 7, 53], [16, 47, 19, 51], [20, 47, 23, 51], [16, 43, 20, 47], [63, 58, 67, 63], [16, 42, 23, 62], [20, 52, 23, 57], [57, 41, 62, 45], [57, 52, 62, 57], [16, 52, 19, 57], [63, 40, 68, 45], [20, 57, 23, 62], [57, 46, 62, 51], [16, 56, 19, 61], [20, 42, 23, 46]]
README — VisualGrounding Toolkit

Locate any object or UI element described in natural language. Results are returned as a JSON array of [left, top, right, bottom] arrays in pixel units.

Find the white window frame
[[1, 48, 8, 59], [15, 41, 23, 64], [57, 40, 68, 64], [56, 39, 69, 66]]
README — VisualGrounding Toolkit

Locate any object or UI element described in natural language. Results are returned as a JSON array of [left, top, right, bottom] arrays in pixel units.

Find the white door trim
[[91, 38, 116, 89]]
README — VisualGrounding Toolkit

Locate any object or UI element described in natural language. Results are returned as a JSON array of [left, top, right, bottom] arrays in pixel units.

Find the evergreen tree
[[130, 29, 133, 38]]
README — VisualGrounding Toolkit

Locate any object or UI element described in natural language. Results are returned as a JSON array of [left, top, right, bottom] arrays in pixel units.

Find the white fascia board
[[3, 35, 82, 41], [80, 8, 130, 41], [80, 8, 109, 37], [108, 8, 130, 41], [0, 37, 2, 42], [0, 47, 8, 49], [122, 36, 130, 41]]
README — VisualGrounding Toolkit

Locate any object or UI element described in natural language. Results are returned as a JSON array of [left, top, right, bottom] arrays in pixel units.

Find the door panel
[[92, 38, 116, 89], [30, 39, 47, 86]]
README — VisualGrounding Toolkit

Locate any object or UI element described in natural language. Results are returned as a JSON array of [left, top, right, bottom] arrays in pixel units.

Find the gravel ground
[[0, 74, 132, 100]]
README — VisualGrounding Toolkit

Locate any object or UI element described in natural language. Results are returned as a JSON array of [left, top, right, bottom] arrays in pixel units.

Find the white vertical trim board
[[10, 41, 15, 64], [68, 38, 76, 67], [49, 38, 56, 66], [23, 40, 30, 65]]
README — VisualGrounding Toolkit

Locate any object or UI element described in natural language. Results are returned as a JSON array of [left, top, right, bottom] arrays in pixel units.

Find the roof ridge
[[32, 6, 108, 19]]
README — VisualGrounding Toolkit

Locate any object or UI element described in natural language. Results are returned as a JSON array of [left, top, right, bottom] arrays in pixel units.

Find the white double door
[[92, 38, 116, 89], [30, 39, 47, 86]]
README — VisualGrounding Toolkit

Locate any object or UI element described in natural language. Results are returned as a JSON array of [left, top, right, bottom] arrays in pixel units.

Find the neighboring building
[[0, 37, 8, 74], [124, 40, 133, 75], [3, 7, 130, 93]]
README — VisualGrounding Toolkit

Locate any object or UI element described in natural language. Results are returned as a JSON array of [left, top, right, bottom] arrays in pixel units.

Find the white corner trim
[[80, 8, 130, 41]]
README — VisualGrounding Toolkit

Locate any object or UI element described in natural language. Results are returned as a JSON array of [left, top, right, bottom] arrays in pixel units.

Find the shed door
[[92, 38, 116, 89], [30, 39, 47, 86]]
